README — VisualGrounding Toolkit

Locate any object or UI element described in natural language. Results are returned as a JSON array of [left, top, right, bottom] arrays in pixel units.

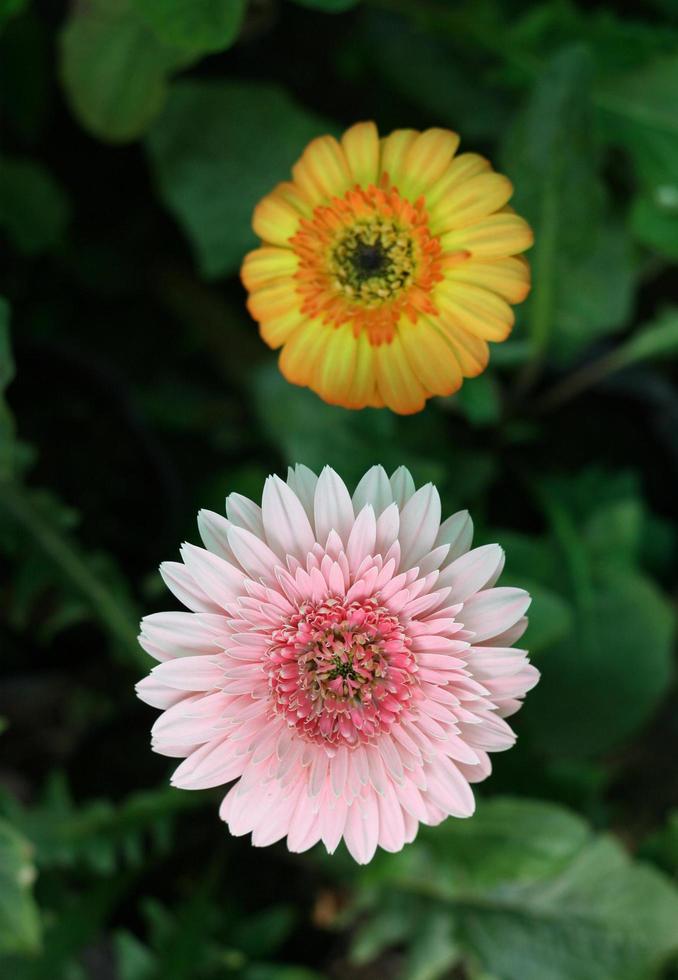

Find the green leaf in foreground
[[136, 0, 246, 56], [59, 0, 186, 143], [0, 818, 40, 955], [354, 798, 678, 980], [521, 569, 674, 756], [146, 80, 330, 277], [0, 157, 71, 255]]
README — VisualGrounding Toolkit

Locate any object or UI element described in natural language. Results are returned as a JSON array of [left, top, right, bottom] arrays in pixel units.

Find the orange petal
[[379, 128, 418, 189], [434, 316, 489, 377], [401, 128, 460, 199], [279, 320, 329, 387], [374, 332, 427, 414], [253, 186, 307, 246], [440, 213, 534, 258], [259, 309, 306, 350], [434, 281, 515, 342], [292, 135, 352, 205], [429, 173, 514, 235], [399, 321, 463, 396], [311, 325, 358, 406], [341, 121, 380, 188], [445, 256, 531, 304], [424, 153, 492, 209], [247, 280, 299, 321], [241, 247, 299, 291]]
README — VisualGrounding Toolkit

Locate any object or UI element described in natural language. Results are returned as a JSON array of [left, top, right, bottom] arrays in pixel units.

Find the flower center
[[329, 220, 416, 307], [267, 596, 417, 747], [291, 176, 444, 345]]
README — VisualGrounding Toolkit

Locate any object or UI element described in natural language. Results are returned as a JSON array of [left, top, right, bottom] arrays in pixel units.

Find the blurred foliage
[[1, 0, 678, 977]]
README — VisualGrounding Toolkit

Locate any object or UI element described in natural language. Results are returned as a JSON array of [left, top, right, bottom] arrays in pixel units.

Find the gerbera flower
[[242, 123, 532, 414], [136, 465, 539, 864]]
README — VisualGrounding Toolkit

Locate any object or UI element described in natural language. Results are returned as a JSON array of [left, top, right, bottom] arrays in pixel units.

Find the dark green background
[[2, 0, 678, 977]]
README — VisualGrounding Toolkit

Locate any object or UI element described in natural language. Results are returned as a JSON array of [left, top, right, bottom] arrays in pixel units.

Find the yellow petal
[[429, 173, 513, 235], [445, 256, 531, 304], [400, 128, 460, 199], [253, 184, 307, 245], [310, 325, 357, 406], [440, 213, 534, 258], [279, 320, 328, 387], [398, 321, 463, 396], [247, 279, 299, 321], [352, 329, 379, 408], [241, 247, 299, 291], [259, 309, 305, 350], [292, 135, 352, 205], [341, 121, 380, 187], [435, 317, 489, 377], [374, 332, 427, 415], [434, 281, 515, 342], [425, 153, 491, 210], [379, 128, 418, 189]]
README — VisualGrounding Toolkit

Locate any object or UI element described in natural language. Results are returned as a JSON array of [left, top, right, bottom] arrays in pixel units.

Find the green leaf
[[614, 308, 678, 367], [0, 483, 142, 667], [0, 298, 15, 481], [136, 0, 246, 56], [631, 190, 678, 260], [550, 220, 636, 363], [453, 374, 502, 427], [503, 46, 599, 361], [288, 0, 360, 11], [0, 818, 40, 955], [146, 79, 330, 278], [513, 578, 574, 655], [0, 157, 71, 255], [0, 0, 28, 31], [504, 46, 633, 365], [357, 798, 678, 980], [59, 0, 186, 143], [597, 53, 678, 188], [521, 569, 674, 756]]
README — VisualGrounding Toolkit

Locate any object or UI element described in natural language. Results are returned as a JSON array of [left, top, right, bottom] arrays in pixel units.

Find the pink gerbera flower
[[136, 466, 538, 864]]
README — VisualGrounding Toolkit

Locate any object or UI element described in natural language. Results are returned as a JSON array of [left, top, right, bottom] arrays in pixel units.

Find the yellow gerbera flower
[[242, 122, 533, 414]]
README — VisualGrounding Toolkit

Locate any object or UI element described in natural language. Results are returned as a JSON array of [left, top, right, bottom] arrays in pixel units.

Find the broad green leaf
[[59, 0, 186, 143], [503, 46, 600, 361], [0, 818, 40, 955], [146, 80, 330, 277], [136, 0, 246, 55], [360, 10, 508, 141], [356, 799, 678, 980], [631, 191, 678, 260], [0, 0, 28, 30], [454, 374, 501, 427], [521, 569, 674, 756], [551, 221, 636, 362], [252, 364, 399, 485], [511, 578, 574, 655], [0, 298, 15, 480], [0, 157, 71, 255], [597, 53, 678, 188], [585, 498, 643, 567], [459, 835, 678, 980], [289, 0, 360, 11], [614, 308, 678, 367]]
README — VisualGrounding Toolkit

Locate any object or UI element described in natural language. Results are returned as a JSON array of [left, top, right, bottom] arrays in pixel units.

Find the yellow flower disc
[[242, 123, 533, 414]]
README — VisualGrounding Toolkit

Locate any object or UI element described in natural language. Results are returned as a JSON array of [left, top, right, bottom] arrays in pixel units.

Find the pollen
[[290, 178, 444, 345]]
